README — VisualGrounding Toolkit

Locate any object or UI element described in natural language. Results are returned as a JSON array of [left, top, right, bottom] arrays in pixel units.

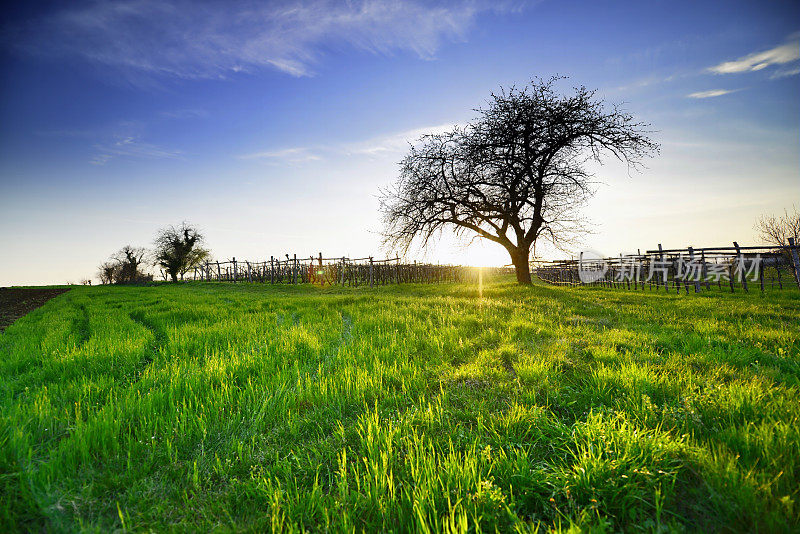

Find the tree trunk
[[510, 247, 532, 285], [170, 271, 178, 283]]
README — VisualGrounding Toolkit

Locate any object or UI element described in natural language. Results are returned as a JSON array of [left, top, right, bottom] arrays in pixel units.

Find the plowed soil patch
[[0, 287, 70, 332]]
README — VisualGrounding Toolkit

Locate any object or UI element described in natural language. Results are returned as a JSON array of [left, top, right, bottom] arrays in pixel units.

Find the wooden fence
[[534, 239, 800, 294], [190, 253, 485, 287]]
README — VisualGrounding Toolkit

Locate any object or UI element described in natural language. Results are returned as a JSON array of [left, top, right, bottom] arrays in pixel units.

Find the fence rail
[[188, 253, 486, 287], [534, 239, 800, 295]]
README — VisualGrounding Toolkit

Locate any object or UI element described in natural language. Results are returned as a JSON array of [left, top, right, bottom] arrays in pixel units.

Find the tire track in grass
[[340, 312, 353, 345], [290, 311, 353, 396], [500, 356, 518, 379], [129, 311, 168, 383], [44, 311, 168, 459], [71, 304, 91, 349], [316, 311, 353, 369]]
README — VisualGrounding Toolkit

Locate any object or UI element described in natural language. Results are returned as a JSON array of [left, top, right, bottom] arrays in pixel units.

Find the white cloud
[[159, 109, 208, 119], [342, 123, 457, 156], [12, 1, 526, 80], [239, 123, 457, 163], [708, 38, 799, 74], [38, 116, 191, 164], [239, 147, 322, 163], [687, 89, 737, 99], [91, 136, 182, 165], [770, 66, 800, 79]]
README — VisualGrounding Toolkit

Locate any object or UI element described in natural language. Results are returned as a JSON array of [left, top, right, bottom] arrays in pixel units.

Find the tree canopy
[[153, 222, 210, 282], [97, 245, 151, 284], [755, 207, 799, 248], [381, 77, 659, 284]]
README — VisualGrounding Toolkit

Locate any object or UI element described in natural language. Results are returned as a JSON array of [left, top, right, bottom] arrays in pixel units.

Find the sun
[[446, 239, 509, 267]]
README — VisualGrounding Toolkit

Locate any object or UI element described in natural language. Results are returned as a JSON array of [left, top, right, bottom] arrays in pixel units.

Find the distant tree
[[98, 261, 118, 285], [97, 246, 151, 284], [153, 222, 210, 282], [755, 207, 800, 248], [381, 77, 658, 284], [112, 245, 150, 283]]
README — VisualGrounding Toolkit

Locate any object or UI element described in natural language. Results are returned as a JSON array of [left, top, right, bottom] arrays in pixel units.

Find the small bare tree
[[97, 246, 151, 284], [154, 222, 210, 282], [112, 246, 149, 283], [755, 207, 800, 248], [98, 262, 117, 284], [381, 77, 658, 284]]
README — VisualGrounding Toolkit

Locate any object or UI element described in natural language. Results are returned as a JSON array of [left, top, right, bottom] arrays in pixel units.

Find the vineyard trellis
[[534, 239, 800, 295], [188, 253, 485, 287]]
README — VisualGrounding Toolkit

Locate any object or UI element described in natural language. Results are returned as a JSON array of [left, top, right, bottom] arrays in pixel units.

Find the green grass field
[[2, 278, 799, 532]]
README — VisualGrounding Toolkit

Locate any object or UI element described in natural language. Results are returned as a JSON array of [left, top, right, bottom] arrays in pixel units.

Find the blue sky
[[1, 0, 798, 285]]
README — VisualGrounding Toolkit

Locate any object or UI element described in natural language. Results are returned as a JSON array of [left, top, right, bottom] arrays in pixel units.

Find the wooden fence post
[[788, 237, 800, 290], [701, 250, 710, 290], [733, 242, 747, 292], [293, 254, 298, 285], [688, 247, 700, 293], [657, 244, 667, 291], [369, 257, 374, 288], [635, 250, 641, 289], [233, 257, 237, 282], [728, 257, 735, 293]]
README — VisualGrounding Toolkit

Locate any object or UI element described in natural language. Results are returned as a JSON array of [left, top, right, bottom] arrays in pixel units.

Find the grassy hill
[[1, 278, 798, 532]]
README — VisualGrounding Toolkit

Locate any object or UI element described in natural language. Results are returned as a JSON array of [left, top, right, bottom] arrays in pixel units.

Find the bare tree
[[755, 207, 800, 248], [381, 77, 658, 284], [112, 245, 149, 283], [153, 222, 210, 282], [97, 262, 117, 285], [97, 246, 151, 284]]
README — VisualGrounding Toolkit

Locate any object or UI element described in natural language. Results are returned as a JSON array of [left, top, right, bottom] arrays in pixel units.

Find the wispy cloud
[[90, 136, 182, 165], [770, 66, 800, 79], [239, 123, 457, 163], [10, 0, 526, 80], [38, 113, 194, 164], [687, 89, 738, 99], [708, 36, 799, 74], [341, 123, 457, 156], [159, 109, 208, 119], [239, 147, 322, 163]]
